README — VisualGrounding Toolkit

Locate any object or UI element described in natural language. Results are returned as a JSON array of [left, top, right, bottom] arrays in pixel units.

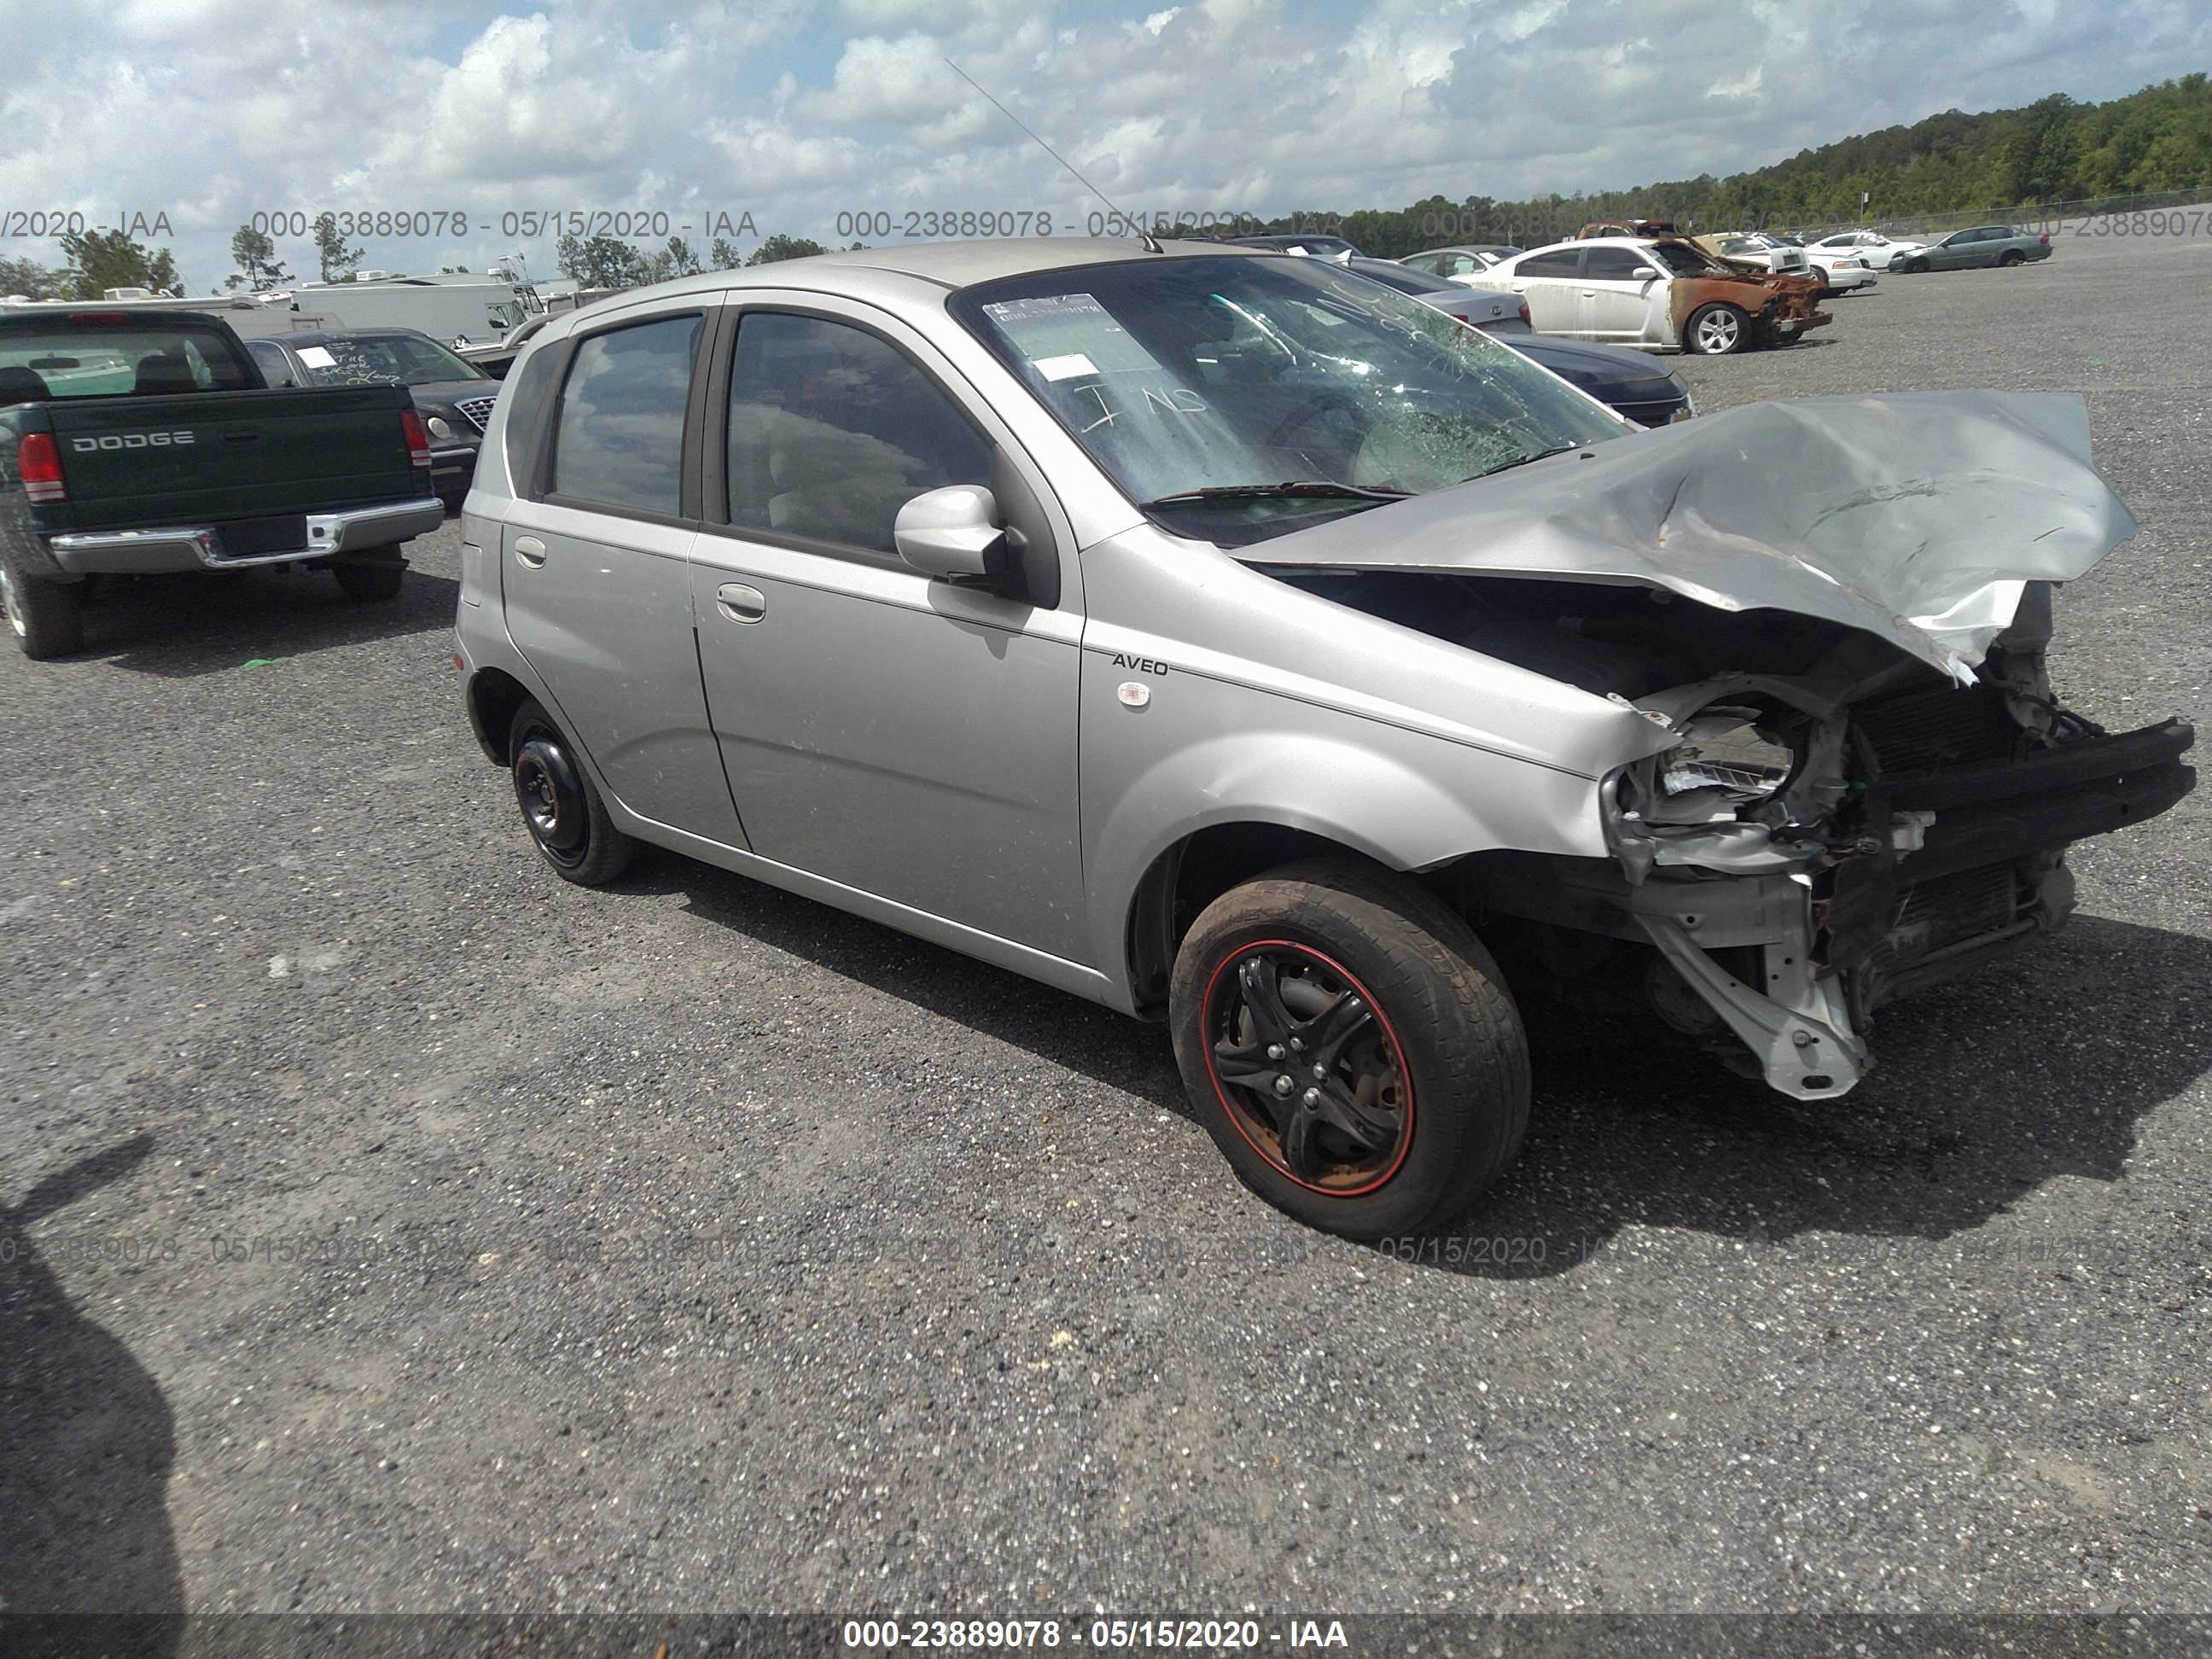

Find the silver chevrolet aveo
[[454, 239, 2192, 1238]]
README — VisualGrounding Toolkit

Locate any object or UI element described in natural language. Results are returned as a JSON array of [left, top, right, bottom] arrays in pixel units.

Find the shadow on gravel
[[72, 566, 459, 678], [0, 1133, 183, 1628], [627, 857, 1192, 1116], [630, 862, 2211, 1280], [1427, 913, 2212, 1278]]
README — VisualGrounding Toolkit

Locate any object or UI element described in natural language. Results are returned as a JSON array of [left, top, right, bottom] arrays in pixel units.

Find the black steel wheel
[[507, 698, 632, 885], [1170, 859, 1529, 1239]]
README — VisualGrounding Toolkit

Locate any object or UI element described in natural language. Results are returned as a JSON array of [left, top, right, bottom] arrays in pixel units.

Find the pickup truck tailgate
[[38, 385, 426, 532]]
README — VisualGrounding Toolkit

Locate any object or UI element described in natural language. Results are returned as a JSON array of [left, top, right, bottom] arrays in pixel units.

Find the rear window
[[294, 334, 486, 387], [0, 322, 258, 399], [549, 314, 702, 515]]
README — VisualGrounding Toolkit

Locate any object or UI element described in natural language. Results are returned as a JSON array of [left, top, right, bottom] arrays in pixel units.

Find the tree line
[[1203, 72, 2212, 259], [0, 218, 839, 302], [5, 73, 2202, 300]]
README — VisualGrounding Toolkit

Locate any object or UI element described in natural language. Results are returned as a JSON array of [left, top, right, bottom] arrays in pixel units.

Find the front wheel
[[1684, 302, 1749, 355], [1902, 257, 1930, 274], [1, 551, 85, 660], [508, 698, 633, 886], [1169, 859, 1529, 1239]]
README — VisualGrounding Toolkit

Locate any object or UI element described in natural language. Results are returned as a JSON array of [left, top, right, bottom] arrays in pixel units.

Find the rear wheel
[[1684, 302, 1749, 355], [332, 552, 405, 602], [508, 698, 632, 886], [0, 551, 85, 660], [1169, 859, 1529, 1239], [1999, 249, 2025, 266]]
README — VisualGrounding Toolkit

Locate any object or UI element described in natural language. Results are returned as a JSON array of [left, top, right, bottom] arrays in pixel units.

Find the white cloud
[[0, 0, 2202, 292]]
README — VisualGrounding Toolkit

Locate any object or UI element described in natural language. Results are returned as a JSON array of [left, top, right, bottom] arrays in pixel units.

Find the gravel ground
[[4, 230, 2209, 1621]]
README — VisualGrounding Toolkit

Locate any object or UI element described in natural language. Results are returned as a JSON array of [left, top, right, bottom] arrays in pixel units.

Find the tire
[[1168, 859, 1529, 1240], [1683, 302, 1749, 356], [1999, 249, 2025, 266], [1903, 258, 1930, 274], [332, 554, 405, 602], [507, 698, 632, 886], [1, 550, 85, 660]]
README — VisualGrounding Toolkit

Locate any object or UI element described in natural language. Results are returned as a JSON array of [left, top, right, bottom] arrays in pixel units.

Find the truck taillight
[[399, 406, 433, 469], [17, 432, 66, 504]]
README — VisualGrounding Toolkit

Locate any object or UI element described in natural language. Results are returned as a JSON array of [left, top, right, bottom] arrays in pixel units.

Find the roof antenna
[[943, 57, 1163, 253]]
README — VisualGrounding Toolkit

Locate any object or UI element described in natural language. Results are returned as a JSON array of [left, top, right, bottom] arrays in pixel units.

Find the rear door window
[[1515, 249, 1582, 278], [548, 313, 703, 516]]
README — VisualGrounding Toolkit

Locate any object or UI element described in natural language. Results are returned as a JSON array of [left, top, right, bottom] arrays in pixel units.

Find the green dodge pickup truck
[[0, 306, 445, 659]]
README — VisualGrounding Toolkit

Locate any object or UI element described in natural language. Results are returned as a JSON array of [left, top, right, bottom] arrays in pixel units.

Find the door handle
[[514, 535, 546, 569], [715, 582, 765, 623]]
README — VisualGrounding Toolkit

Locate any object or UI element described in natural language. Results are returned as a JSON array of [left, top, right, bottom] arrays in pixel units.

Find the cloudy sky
[[7, 0, 2204, 292]]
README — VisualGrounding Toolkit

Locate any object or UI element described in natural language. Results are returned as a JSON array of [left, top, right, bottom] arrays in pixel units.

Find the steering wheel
[[1262, 393, 1367, 469]]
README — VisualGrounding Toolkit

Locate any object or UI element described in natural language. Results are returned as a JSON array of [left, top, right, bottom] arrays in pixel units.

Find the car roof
[[597, 237, 1278, 301], [1511, 237, 1647, 256]]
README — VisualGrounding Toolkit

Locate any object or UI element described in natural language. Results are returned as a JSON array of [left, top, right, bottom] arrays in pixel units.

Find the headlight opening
[[1643, 704, 1799, 823]]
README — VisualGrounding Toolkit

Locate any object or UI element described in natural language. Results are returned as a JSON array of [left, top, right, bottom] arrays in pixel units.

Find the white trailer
[[288, 276, 534, 345]]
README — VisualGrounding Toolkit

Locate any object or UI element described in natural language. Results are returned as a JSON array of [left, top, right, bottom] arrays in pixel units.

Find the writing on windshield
[[960, 257, 1623, 530]]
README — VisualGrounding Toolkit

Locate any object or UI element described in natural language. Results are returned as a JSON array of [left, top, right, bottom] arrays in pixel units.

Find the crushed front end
[[1579, 583, 2194, 1095], [1251, 389, 2192, 1099]]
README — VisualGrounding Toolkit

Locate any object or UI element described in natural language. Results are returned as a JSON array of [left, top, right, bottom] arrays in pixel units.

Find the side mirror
[[894, 484, 1007, 581], [1638, 269, 1664, 283]]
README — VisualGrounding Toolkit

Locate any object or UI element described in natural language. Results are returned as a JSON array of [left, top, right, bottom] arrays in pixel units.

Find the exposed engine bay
[[1274, 563, 2197, 1096]]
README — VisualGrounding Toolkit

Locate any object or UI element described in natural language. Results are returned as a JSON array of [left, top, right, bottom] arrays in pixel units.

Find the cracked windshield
[[958, 254, 1625, 541]]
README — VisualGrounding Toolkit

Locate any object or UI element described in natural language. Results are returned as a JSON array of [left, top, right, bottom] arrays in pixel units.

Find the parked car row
[[1346, 258, 1695, 425], [1384, 218, 2052, 356]]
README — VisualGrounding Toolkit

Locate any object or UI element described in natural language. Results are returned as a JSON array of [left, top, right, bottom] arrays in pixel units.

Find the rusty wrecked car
[[1492, 226, 1831, 355]]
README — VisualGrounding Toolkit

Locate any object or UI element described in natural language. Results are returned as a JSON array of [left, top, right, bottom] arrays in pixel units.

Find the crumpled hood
[[1248, 391, 2135, 681]]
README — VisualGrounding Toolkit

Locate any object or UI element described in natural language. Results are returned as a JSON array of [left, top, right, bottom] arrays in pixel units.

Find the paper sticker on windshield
[[983, 291, 1162, 378], [296, 346, 336, 368]]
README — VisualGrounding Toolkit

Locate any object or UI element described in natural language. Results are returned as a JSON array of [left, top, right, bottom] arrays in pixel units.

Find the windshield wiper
[[1140, 480, 1408, 508], [1464, 443, 1586, 482]]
